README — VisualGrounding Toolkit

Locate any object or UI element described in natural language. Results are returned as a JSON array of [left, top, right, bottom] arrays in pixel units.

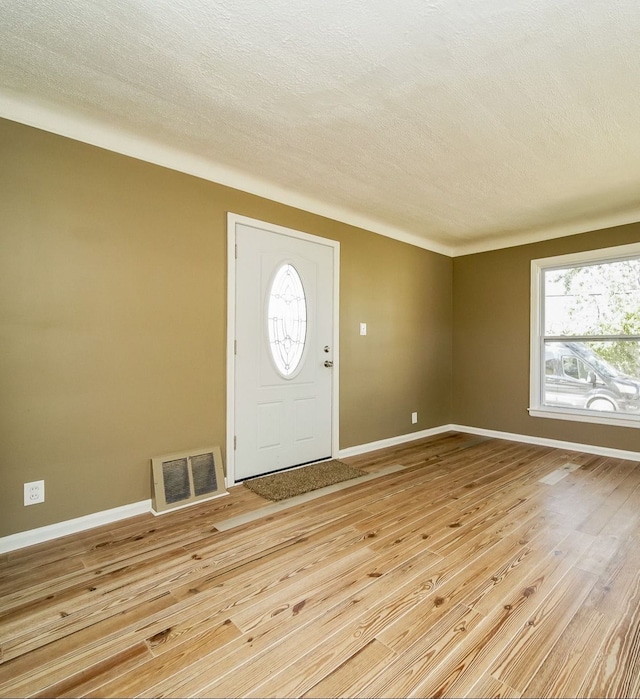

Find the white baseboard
[[150, 491, 229, 516], [339, 422, 640, 463], [3, 423, 638, 554], [450, 424, 640, 462], [338, 425, 454, 459], [0, 500, 151, 554]]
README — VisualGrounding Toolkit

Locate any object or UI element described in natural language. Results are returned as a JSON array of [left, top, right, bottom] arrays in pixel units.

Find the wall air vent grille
[[151, 446, 227, 514], [162, 458, 191, 503], [191, 452, 219, 495]]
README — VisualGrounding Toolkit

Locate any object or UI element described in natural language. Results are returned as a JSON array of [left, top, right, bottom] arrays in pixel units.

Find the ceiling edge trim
[[0, 91, 454, 256], [452, 210, 640, 257], [4, 92, 637, 258]]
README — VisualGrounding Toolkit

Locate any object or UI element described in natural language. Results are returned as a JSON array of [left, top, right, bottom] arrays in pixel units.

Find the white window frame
[[530, 241, 640, 429]]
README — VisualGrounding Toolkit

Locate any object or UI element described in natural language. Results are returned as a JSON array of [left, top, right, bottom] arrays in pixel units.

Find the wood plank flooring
[[2, 431, 640, 697]]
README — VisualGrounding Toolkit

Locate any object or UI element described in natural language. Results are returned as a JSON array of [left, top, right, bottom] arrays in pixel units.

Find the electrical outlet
[[411, 412, 418, 424], [24, 480, 45, 506]]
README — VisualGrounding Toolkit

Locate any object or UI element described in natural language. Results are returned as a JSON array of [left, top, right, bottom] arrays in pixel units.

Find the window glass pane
[[582, 339, 640, 381], [267, 264, 307, 377], [562, 356, 580, 380], [543, 340, 640, 415], [544, 259, 640, 336]]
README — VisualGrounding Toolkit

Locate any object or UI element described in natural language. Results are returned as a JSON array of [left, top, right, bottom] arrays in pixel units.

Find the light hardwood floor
[[2, 432, 640, 697]]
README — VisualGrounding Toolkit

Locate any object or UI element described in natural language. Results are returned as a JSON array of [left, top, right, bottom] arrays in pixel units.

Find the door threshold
[[216, 463, 405, 532], [238, 456, 333, 483]]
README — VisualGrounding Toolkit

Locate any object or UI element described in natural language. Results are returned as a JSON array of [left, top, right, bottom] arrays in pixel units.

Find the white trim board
[[341, 423, 640, 462], [5, 91, 639, 258], [3, 423, 639, 553], [0, 500, 151, 554], [450, 424, 640, 462], [340, 423, 640, 462], [338, 425, 453, 459], [0, 91, 450, 257]]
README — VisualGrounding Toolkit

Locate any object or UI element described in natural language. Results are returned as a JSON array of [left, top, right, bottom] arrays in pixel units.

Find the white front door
[[233, 220, 336, 481]]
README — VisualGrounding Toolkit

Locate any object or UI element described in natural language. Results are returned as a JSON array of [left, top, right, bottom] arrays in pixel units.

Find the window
[[530, 242, 640, 428], [267, 263, 307, 377]]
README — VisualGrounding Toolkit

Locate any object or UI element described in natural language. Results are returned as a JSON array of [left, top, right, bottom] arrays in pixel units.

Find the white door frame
[[226, 213, 340, 485]]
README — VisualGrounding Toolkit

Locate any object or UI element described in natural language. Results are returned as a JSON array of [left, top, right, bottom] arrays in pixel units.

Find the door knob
[[324, 360, 334, 368]]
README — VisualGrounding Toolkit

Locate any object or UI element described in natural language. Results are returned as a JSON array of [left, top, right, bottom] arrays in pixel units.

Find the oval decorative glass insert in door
[[267, 263, 308, 377]]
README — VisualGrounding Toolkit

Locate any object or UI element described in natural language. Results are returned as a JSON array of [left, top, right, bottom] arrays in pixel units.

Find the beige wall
[[5, 114, 637, 541], [0, 118, 452, 537], [453, 225, 640, 452]]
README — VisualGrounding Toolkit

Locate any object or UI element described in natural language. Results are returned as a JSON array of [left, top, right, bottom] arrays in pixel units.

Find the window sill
[[528, 406, 640, 429]]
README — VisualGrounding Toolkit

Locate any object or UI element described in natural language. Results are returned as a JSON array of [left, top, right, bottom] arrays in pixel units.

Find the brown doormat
[[243, 460, 366, 501]]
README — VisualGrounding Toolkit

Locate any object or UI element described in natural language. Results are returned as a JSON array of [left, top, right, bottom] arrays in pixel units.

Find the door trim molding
[[226, 213, 340, 485]]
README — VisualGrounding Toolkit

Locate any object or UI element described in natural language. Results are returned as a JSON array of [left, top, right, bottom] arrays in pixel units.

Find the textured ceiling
[[1, 0, 640, 255]]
